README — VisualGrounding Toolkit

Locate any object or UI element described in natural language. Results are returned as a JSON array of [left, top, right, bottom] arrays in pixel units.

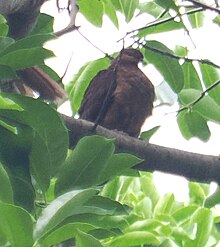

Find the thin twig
[[187, 0, 220, 14], [141, 42, 220, 69], [77, 29, 112, 58], [118, 7, 204, 42], [179, 79, 220, 113]]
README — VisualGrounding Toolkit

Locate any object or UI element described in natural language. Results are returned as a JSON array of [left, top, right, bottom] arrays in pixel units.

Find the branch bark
[[62, 114, 220, 184]]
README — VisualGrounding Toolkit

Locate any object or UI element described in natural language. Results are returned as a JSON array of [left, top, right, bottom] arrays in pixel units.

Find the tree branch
[[62, 115, 220, 184]]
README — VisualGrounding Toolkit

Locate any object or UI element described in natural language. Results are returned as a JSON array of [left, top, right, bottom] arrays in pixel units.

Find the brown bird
[[79, 48, 155, 137]]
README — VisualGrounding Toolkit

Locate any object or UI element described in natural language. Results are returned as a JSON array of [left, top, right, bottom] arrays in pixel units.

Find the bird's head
[[118, 48, 144, 65]]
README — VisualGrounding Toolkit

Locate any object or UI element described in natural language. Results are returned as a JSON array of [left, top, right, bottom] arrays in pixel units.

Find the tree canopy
[[0, 0, 220, 246]]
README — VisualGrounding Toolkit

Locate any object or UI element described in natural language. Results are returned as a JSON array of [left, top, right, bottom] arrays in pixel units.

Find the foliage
[[0, 0, 219, 246]]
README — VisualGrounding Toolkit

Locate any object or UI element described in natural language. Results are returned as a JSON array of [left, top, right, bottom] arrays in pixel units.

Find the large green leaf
[[0, 163, 13, 203], [182, 62, 202, 90], [0, 64, 17, 79], [0, 94, 68, 192], [55, 135, 115, 195], [98, 153, 142, 184], [200, 64, 220, 105], [138, 2, 164, 17], [32, 13, 54, 34], [185, 208, 213, 247], [34, 188, 98, 241], [0, 202, 34, 247], [0, 47, 54, 69], [68, 57, 110, 114], [103, 0, 119, 28], [119, 0, 139, 22], [188, 12, 205, 28], [78, 0, 104, 27], [138, 19, 184, 37], [177, 111, 210, 141], [179, 89, 220, 123], [143, 41, 184, 93], [2, 34, 56, 55]]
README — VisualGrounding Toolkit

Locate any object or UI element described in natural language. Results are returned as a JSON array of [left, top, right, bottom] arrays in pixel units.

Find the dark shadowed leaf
[[32, 13, 54, 34], [0, 36, 14, 54], [0, 163, 13, 203]]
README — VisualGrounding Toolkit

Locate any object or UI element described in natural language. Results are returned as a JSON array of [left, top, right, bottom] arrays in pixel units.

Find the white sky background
[[41, 1, 220, 201]]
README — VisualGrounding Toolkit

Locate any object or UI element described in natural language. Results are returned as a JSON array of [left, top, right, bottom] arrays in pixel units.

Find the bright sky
[[42, 1, 220, 201]]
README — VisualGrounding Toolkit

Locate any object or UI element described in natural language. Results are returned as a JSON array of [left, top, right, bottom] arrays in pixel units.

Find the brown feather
[[79, 49, 155, 137]]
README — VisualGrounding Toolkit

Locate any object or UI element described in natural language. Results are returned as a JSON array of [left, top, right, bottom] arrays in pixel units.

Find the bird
[[79, 48, 155, 137]]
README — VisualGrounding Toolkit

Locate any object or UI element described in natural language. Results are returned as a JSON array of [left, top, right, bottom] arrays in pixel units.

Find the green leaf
[[68, 57, 110, 114], [189, 182, 209, 205], [0, 47, 54, 69], [98, 153, 142, 184], [179, 89, 220, 124], [213, 15, 220, 26], [41, 223, 95, 247], [0, 15, 8, 37], [172, 205, 198, 223], [119, 0, 139, 22], [143, 41, 184, 93], [78, 0, 104, 27], [0, 65, 17, 79], [154, 193, 175, 216], [76, 230, 103, 247], [2, 34, 56, 55], [34, 188, 98, 241], [55, 135, 115, 195], [200, 64, 220, 105], [0, 95, 23, 111], [0, 123, 35, 211], [140, 125, 160, 140], [138, 19, 184, 37], [138, 2, 164, 17], [155, 0, 178, 11], [0, 202, 34, 247], [103, 0, 119, 28], [0, 163, 13, 203], [188, 12, 205, 28], [182, 62, 202, 90], [0, 94, 68, 192], [0, 36, 14, 54], [177, 111, 210, 141], [186, 208, 213, 247], [32, 13, 54, 34], [205, 187, 220, 208], [106, 231, 161, 246]]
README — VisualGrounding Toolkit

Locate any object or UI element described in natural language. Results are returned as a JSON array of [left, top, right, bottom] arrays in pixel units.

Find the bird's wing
[[78, 66, 117, 122]]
